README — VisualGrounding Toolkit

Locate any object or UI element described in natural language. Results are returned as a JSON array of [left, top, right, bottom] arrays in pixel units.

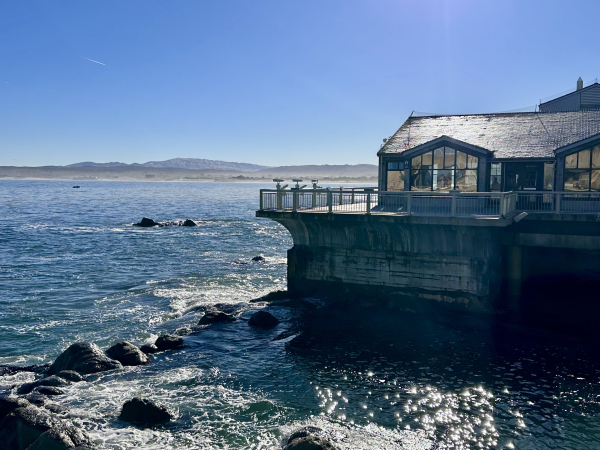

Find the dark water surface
[[1, 180, 599, 449]]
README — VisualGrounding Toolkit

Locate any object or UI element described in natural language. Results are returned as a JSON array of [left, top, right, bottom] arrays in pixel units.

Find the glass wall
[[543, 163, 554, 191], [410, 146, 478, 191], [564, 145, 600, 191], [386, 161, 404, 191]]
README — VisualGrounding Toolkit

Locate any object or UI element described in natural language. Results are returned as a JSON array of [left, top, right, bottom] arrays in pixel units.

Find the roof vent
[[577, 77, 584, 91]]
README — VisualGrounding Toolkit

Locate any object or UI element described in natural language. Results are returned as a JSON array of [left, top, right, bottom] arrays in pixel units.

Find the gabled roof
[[379, 110, 600, 159]]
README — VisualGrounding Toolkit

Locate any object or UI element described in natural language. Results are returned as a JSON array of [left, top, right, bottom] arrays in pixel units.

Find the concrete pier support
[[506, 245, 522, 312]]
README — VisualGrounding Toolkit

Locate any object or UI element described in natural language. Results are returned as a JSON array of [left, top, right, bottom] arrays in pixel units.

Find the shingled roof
[[379, 110, 600, 159]]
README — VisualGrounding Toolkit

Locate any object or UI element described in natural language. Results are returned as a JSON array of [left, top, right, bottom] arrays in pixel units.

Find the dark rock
[[26, 421, 91, 450], [134, 217, 158, 227], [198, 311, 236, 325], [284, 435, 339, 450], [23, 394, 48, 407], [181, 219, 197, 227], [0, 364, 50, 376], [174, 327, 191, 336], [154, 335, 183, 351], [55, 370, 84, 382], [248, 310, 280, 328], [33, 386, 64, 396], [0, 397, 31, 422], [118, 398, 172, 426], [250, 290, 293, 303], [47, 343, 123, 375], [140, 344, 159, 354], [0, 406, 55, 450], [16, 376, 70, 395], [287, 427, 323, 443], [106, 341, 150, 366], [252, 255, 265, 262]]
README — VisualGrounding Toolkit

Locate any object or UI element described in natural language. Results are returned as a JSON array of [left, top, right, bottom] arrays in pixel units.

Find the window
[[564, 145, 600, 191], [410, 146, 478, 191], [490, 163, 502, 191], [386, 161, 404, 191], [543, 163, 554, 191]]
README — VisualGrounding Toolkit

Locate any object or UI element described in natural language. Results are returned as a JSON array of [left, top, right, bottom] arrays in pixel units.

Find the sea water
[[1, 180, 599, 449]]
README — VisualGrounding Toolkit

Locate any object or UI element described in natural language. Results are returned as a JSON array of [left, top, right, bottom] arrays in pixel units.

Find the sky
[[2, 0, 600, 167]]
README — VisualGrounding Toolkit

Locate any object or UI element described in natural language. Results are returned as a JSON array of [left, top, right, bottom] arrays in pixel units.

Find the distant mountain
[[254, 164, 378, 177], [67, 161, 130, 168], [137, 158, 268, 172], [67, 158, 268, 173]]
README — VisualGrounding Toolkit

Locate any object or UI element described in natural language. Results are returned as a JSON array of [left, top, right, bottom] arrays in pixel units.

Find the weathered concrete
[[257, 210, 600, 315]]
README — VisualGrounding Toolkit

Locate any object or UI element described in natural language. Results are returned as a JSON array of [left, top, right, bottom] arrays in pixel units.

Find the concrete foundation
[[257, 210, 600, 317]]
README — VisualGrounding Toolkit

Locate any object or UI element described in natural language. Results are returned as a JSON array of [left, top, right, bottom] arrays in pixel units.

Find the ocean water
[[1, 180, 600, 449]]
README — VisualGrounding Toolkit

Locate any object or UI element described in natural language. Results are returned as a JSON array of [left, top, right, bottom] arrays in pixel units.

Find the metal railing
[[259, 188, 600, 218]]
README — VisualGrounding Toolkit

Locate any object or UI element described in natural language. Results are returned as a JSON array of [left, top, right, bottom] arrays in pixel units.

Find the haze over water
[[1, 180, 599, 449]]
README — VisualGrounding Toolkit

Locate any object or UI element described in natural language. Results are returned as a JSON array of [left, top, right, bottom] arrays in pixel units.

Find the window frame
[[408, 146, 479, 192]]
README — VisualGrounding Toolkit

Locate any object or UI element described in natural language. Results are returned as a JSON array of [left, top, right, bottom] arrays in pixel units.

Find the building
[[257, 80, 600, 323], [379, 79, 600, 195]]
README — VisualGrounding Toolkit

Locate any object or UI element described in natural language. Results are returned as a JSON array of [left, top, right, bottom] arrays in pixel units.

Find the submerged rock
[[134, 217, 159, 227], [47, 343, 123, 375], [55, 370, 84, 382], [140, 343, 159, 354], [251, 255, 265, 262], [106, 341, 150, 366], [0, 397, 31, 422], [284, 428, 339, 450], [181, 219, 197, 227], [154, 335, 183, 351], [16, 376, 70, 395], [248, 310, 280, 328], [27, 422, 91, 450], [198, 311, 236, 325], [284, 435, 339, 450], [0, 405, 55, 450], [33, 386, 64, 396], [118, 398, 172, 426]]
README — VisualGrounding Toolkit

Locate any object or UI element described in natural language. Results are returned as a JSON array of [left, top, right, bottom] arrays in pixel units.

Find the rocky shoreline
[[0, 295, 339, 450]]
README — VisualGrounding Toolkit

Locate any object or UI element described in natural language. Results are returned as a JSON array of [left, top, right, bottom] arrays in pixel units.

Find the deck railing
[[259, 188, 600, 218]]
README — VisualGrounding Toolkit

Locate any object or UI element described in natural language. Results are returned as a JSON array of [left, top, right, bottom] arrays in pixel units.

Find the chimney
[[577, 77, 584, 90]]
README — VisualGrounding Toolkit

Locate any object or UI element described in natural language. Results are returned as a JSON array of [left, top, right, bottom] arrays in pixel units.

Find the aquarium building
[[257, 80, 600, 320]]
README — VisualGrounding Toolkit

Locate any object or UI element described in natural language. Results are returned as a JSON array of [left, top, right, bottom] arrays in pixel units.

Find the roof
[[539, 82, 600, 112], [379, 110, 600, 159]]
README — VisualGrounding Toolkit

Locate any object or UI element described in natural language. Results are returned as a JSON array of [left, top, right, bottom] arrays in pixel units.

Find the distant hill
[[68, 158, 268, 172], [254, 164, 378, 177]]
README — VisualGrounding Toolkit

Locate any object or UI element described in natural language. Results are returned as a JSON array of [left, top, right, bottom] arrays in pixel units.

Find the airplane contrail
[[81, 57, 106, 66]]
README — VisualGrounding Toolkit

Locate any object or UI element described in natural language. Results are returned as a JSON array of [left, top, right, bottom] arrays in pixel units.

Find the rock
[[0, 405, 55, 450], [55, 370, 84, 382], [252, 255, 265, 262], [118, 398, 172, 426], [26, 421, 91, 450], [134, 217, 158, 227], [287, 427, 323, 443], [250, 290, 292, 303], [140, 344, 159, 354], [106, 341, 150, 366], [23, 394, 48, 407], [284, 435, 339, 450], [0, 397, 31, 422], [16, 376, 70, 395], [198, 311, 236, 325], [0, 364, 50, 376], [174, 327, 191, 336], [47, 343, 123, 375], [33, 386, 64, 396], [154, 335, 183, 351], [248, 310, 280, 328], [181, 219, 197, 227]]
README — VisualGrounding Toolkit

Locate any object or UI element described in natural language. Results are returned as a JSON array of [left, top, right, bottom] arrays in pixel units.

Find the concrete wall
[[267, 213, 504, 312]]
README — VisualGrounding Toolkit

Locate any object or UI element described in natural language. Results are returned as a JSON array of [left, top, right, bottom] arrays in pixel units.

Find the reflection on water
[[1, 181, 600, 449]]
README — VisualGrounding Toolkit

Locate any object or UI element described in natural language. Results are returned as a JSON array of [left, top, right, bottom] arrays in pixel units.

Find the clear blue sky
[[2, 0, 600, 167]]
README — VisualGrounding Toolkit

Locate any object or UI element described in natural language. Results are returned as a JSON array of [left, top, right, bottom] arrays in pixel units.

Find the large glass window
[[543, 163, 554, 191], [410, 146, 478, 191], [564, 145, 600, 191], [386, 161, 405, 191]]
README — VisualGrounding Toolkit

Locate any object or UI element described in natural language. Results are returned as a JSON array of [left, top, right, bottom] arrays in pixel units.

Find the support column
[[507, 245, 522, 312]]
